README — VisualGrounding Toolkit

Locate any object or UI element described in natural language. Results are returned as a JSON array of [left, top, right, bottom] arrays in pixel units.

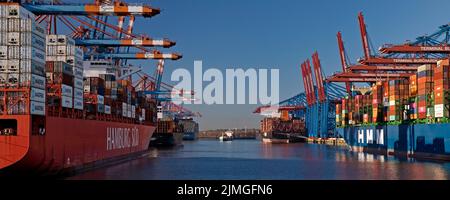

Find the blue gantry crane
[[300, 52, 346, 138], [254, 52, 346, 138]]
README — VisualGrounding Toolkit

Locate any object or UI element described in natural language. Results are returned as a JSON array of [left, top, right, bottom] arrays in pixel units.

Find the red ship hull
[[0, 115, 155, 175]]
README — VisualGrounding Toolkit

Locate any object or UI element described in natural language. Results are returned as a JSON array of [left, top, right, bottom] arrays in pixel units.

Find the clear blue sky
[[80, 0, 450, 130]]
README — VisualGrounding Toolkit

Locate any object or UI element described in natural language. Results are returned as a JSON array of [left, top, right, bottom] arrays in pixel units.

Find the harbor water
[[68, 140, 450, 180]]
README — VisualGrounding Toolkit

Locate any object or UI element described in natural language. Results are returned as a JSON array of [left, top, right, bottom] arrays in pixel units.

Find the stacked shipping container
[[46, 35, 84, 111], [409, 74, 418, 120], [434, 59, 450, 118], [388, 79, 409, 121], [337, 60, 450, 126], [0, 4, 46, 115], [45, 61, 74, 109], [417, 64, 434, 119], [83, 77, 105, 113], [372, 82, 383, 123]]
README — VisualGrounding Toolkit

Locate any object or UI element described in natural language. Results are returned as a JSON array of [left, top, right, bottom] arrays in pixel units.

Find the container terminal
[[255, 12, 450, 161]]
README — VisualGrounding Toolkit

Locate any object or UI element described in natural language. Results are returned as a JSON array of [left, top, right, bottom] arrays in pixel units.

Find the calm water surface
[[68, 140, 450, 180]]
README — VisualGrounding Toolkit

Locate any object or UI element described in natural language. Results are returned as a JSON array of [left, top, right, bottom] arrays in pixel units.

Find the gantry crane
[[357, 12, 442, 65], [300, 53, 346, 138], [23, 0, 160, 17], [21, 0, 197, 116], [255, 52, 345, 138], [327, 13, 428, 84]]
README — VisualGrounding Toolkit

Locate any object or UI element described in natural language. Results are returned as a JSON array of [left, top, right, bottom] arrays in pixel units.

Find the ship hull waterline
[[0, 115, 155, 175]]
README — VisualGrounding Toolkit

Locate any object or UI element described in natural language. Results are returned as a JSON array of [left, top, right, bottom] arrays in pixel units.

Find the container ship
[[0, 4, 157, 175], [259, 110, 307, 143], [149, 119, 183, 147], [180, 118, 199, 141], [335, 60, 450, 161]]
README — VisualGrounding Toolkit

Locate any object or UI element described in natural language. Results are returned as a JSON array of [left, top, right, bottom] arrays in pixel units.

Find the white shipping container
[[105, 105, 111, 114], [18, 73, 30, 86], [30, 87, 46, 103], [73, 98, 84, 110], [31, 74, 46, 89], [19, 46, 31, 59], [56, 56, 66, 62], [8, 46, 20, 59], [46, 35, 58, 46], [30, 101, 45, 116], [20, 32, 31, 46], [7, 59, 19, 73], [61, 84, 73, 97], [7, 73, 19, 85], [20, 60, 45, 76], [46, 56, 57, 61], [131, 105, 136, 118], [97, 95, 104, 104], [22, 19, 34, 32], [66, 55, 75, 65], [56, 35, 75, 46], [57, 45, 66, 55], [7, 32, 20, 45], [435, 104, 444, 118], [74, 78, 83, 89], [122, 102, 127, 117], [0, 18, 7, 32], [5, 5, 34, 19], [61, 96, 73, 108], [127, 104, 132, 118], [7, 18, 21, 32], [46, 45, 57, 56], [56, 35, 67, 45], [157, 112, 163, 119], [0, 46, 7, 59], [74, 88, 83, 99], [0, 73, 6, 84], [74, 67, 83, 78], [0, 60, 6, 72], [66, 45, 74, 56], [0, 33, 6, 45], [19, 18, 32, 32]]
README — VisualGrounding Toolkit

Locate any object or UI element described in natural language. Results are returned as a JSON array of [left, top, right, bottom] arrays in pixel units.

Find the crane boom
[[312, 52, 326, 102], [75, 38, 176, 48], [358, 12, 371, 60], [305, 59, 316, 105], [337, 32, 352, 94], [300, 62, 312, 105], [23, 3, 160, 17], [85, 52, 182, 60]]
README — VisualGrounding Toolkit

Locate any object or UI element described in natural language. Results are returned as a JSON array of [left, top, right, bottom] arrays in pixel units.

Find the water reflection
[[69, 140, 450, 180]]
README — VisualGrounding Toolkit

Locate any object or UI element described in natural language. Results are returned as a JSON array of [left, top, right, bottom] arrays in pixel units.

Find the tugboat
[[219, 130, 234, 142]]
